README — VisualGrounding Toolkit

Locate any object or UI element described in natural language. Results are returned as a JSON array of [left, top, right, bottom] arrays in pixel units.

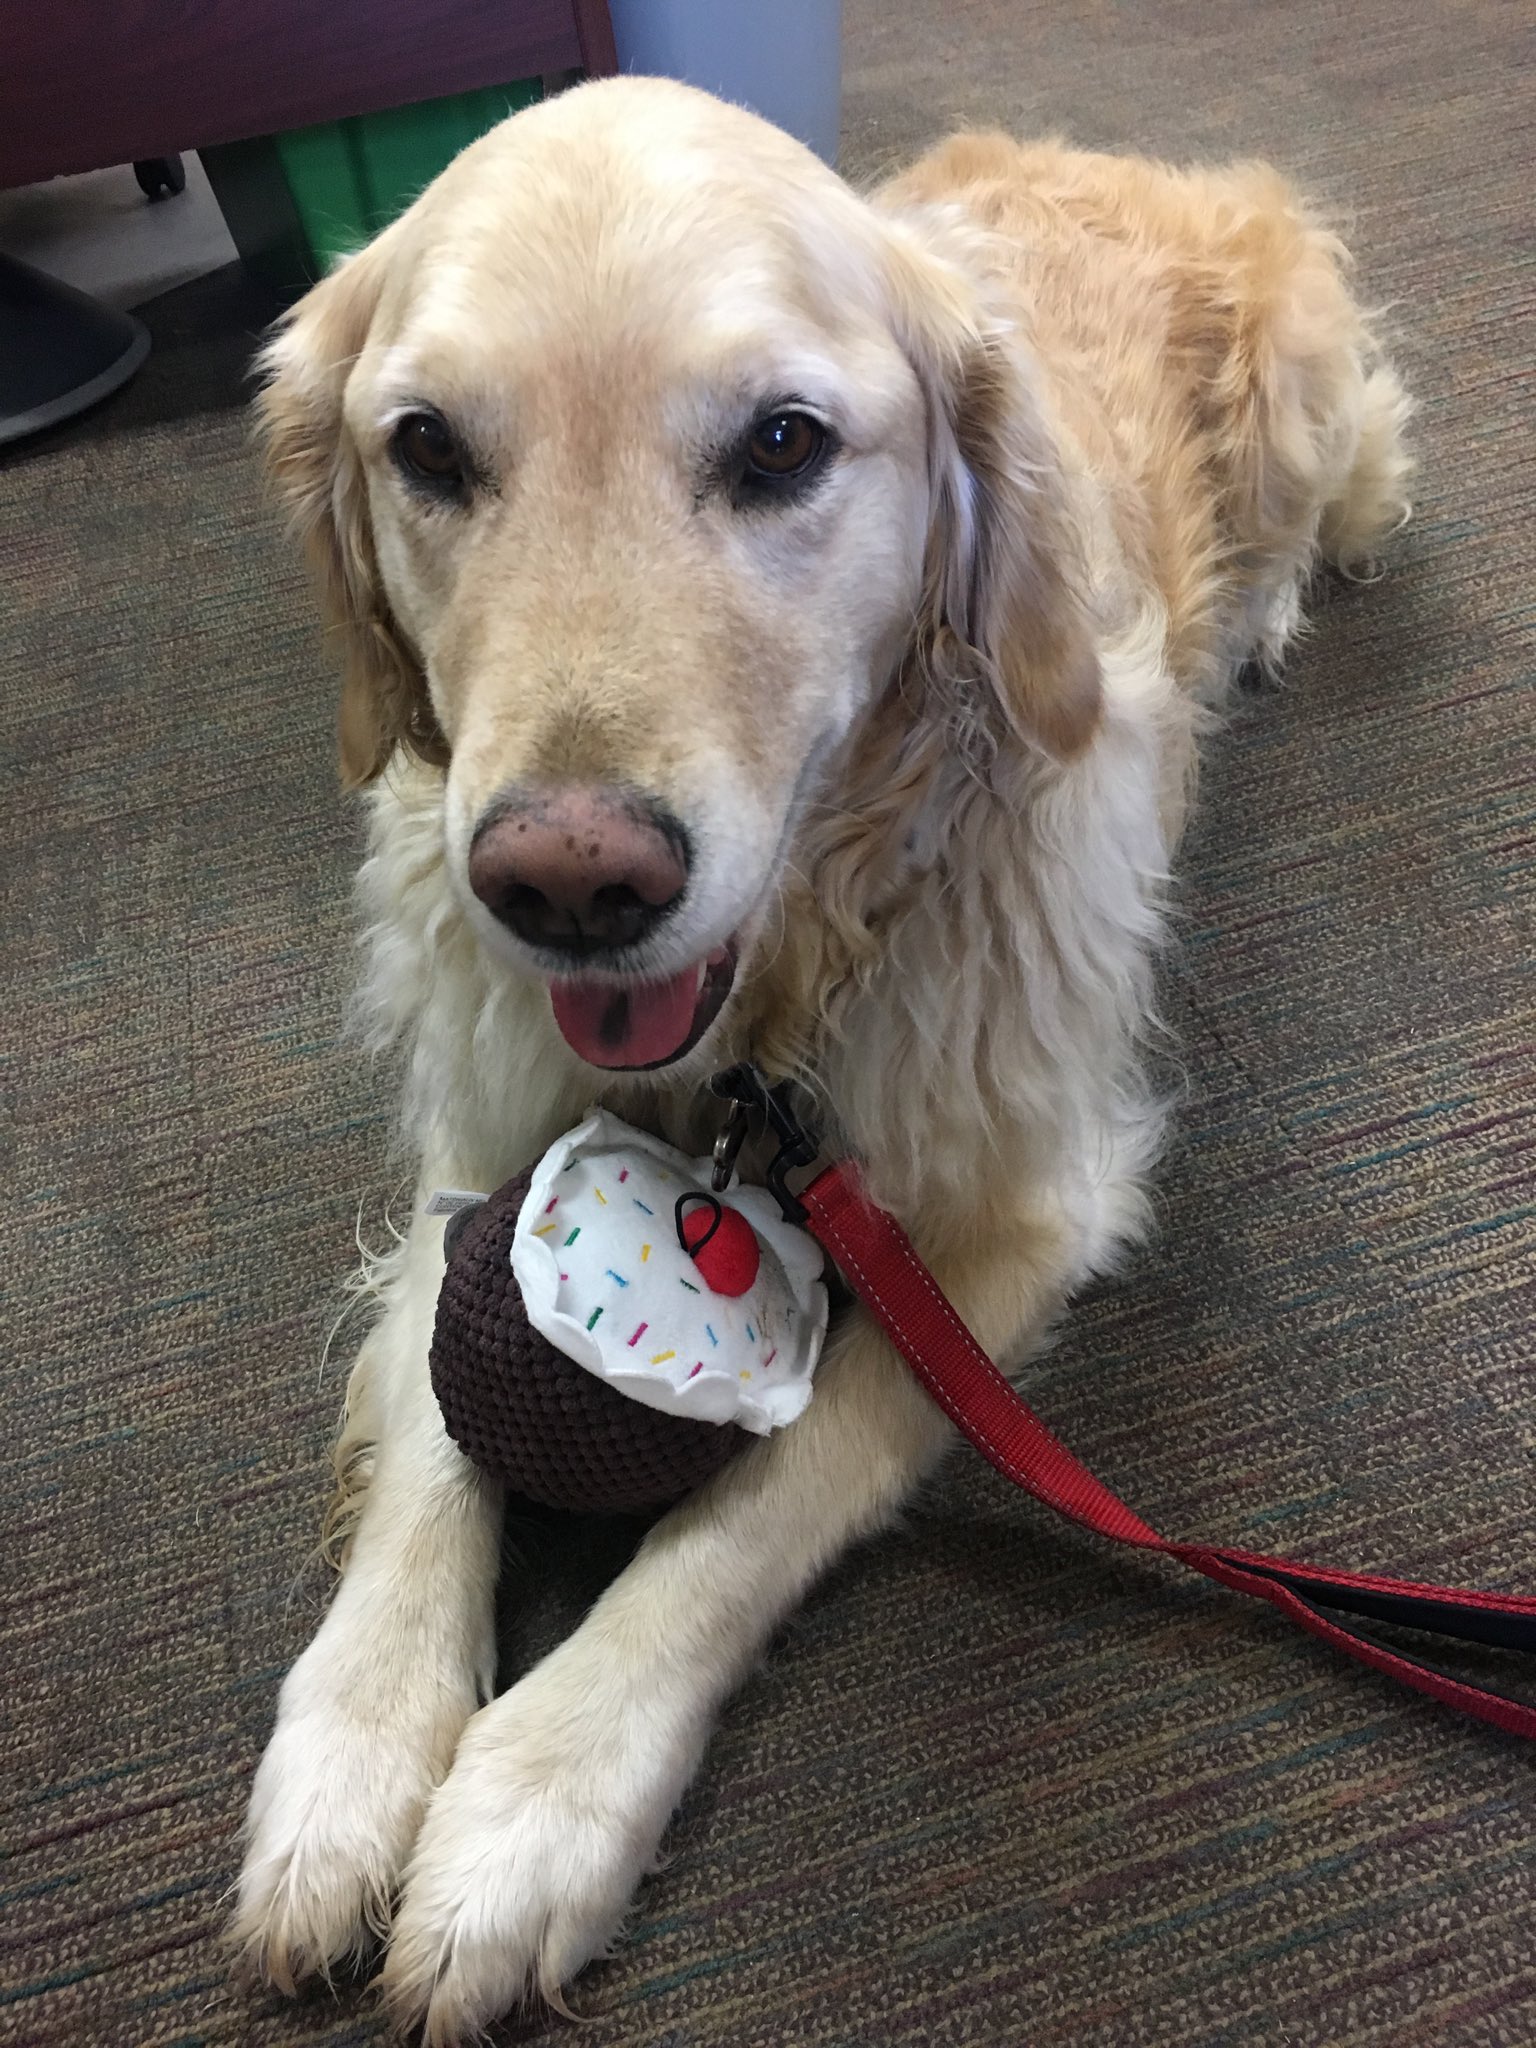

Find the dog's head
[[261, 79, 1099, 1072]]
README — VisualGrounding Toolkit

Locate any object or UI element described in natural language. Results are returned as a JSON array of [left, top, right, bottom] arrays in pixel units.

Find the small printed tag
[[424, 1188, 489, 1217]]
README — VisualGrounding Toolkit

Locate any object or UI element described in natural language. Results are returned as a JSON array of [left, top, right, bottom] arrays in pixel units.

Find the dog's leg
[[231, 1204, 502, 1990], [382, 1216, 1064, 2044], [1319, 363, 1414, 578]]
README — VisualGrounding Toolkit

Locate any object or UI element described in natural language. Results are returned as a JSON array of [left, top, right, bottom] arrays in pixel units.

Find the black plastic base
[[0, 253, 150, 447]]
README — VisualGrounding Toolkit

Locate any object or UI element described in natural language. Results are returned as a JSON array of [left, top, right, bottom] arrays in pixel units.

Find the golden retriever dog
[[233, 76, 1411, 2042]]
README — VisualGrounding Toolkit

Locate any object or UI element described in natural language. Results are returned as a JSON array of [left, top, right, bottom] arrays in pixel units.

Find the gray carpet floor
[[3, 3, 1533, 2043]]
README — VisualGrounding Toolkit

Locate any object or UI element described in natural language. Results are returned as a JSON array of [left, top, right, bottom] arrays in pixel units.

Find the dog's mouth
[[549, 941, 739, 1070]]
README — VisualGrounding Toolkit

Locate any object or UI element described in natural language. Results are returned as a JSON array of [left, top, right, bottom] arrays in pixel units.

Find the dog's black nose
[[468, 786, 688, 957]]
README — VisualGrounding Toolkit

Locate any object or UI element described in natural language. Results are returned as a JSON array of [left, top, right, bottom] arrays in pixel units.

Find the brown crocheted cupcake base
[[430, 1170, 748, 1514]]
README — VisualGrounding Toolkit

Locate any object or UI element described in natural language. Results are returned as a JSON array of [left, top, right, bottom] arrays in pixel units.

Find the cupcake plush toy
[[430, 1110, 829, 1513]]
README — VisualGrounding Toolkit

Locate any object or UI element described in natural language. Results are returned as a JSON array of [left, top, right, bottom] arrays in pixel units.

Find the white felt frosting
[[510, 1110, 827, 1434]]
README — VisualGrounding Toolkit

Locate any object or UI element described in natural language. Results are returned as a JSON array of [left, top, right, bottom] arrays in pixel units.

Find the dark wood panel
[[0, 0, 598, 188], [572, 0, 620, 79]]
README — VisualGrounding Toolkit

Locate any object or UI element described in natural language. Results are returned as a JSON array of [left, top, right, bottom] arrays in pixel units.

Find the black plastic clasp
[[709, 1063, 819, 1222]]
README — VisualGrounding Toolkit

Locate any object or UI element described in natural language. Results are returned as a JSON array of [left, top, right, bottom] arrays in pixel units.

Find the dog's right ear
[[258, 251, 448, 788]]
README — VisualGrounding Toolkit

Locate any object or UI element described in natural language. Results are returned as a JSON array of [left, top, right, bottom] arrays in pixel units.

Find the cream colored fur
[[231, 79, 1411, 2043]]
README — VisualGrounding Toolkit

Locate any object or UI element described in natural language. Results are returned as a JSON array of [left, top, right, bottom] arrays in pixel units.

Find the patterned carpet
[[3, 2, 1533, 2043]]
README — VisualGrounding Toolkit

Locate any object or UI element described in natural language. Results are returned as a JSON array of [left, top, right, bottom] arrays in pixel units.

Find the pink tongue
[[550, 967, 701, 1068]]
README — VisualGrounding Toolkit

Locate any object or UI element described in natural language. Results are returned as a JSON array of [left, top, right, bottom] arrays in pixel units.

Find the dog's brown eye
[[393, 410, 468, 492], [745, 410, 826, 481]]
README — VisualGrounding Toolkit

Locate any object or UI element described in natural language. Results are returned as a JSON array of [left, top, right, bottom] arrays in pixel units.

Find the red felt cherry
[[679, 1197, 761, 1297]]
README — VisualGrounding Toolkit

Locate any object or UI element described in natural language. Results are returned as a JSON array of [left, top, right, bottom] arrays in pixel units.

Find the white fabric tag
[[424, 1187, 489, 1217]]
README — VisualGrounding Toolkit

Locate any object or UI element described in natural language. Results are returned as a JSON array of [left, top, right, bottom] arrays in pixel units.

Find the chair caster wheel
[[133, 155, 186, 201]]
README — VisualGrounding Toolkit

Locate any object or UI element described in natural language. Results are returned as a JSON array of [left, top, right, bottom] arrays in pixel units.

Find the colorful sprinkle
[[687, 1362, 704, 1379], [563, 1226, 581, 1246], [679, 1279, 700, 1294], [532, 1222, 557, 1237], [618, 1169, 629, 1183], [764, 1348, 777, 1367], [640, 1243, 652, 1263], [627, 1322, 648, 1348], [544, 1197, 559, 1214], [650, 1350, 676, 1365], [746, 1323, 755, 1341], [633, 1199, 654, 1216], [586, 1306, 604, 1330], [705, 1324, 718, 1347], [605, 1269, 629, 1287], [739, 1369, 751, 1381], [594, 1188, 608, 1206]]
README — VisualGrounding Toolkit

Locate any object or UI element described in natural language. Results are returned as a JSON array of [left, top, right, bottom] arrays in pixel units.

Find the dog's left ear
[[883, 224, 1102, 761]]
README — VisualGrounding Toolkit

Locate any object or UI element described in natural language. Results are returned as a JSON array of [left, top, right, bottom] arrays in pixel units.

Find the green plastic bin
[[205, 78, 543, 295]]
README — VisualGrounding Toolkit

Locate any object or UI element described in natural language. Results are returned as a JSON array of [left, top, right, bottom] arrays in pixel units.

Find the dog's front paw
[[230, 1633, 478, 1994], [382, 1655, 698, 2043]]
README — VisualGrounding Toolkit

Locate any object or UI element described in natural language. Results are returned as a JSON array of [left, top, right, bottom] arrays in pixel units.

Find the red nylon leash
[[800, 1158, 1536, 1740]]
